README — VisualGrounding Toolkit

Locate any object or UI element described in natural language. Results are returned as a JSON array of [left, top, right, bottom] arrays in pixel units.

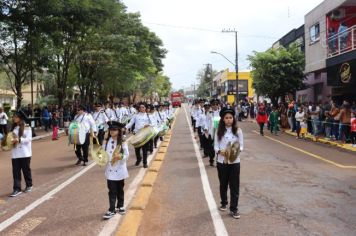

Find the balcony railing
[[327, 25, 356, 58]]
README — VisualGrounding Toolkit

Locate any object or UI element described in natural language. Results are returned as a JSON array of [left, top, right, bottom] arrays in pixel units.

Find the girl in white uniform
[[10, 111, 33, 197], [214, 107, 244, 219], [103, 121, 129, 219]]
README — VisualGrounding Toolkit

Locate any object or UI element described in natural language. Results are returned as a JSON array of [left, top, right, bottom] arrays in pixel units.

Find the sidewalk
[[244, 118, 356, 152], [284, 129, 356, 152]]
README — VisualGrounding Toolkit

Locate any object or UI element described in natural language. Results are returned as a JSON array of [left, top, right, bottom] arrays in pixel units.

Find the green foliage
[[196, 65, 217, 98], [248, 43, 305, 105], [1, 0, 169, 107]]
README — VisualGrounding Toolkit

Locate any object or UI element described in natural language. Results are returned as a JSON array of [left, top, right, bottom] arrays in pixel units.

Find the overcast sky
[[124, 0, 324, 90]]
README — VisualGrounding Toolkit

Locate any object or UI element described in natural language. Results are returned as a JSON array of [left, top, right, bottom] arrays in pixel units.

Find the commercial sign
[[327, 60, 356, 86]]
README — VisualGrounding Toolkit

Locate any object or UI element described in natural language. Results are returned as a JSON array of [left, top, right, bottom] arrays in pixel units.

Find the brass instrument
[[220, 141, 241, 164], [1, 132, 18, 151], [90, 136, 109, 167], [110, 144, 123, 166]]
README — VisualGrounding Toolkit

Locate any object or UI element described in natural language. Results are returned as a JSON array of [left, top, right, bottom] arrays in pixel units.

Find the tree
[[248, 43, 305, 106], [0, 0, 41, 108], [196, 64, 217, 98]]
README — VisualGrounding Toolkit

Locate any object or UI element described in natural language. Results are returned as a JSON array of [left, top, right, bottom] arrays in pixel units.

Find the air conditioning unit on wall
[[331, 8, 346, 20]]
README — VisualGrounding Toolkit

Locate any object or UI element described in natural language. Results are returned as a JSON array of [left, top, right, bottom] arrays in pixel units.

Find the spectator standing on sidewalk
[[351, 110, 356, 147], [309, 103, 320, 137], [34, 104, 42, 128], [287, 102, 296, 132], [339, 101, 351, 143], [295, 106, 305, 139], [0, 107, 9, 136], [51, 112, 59, 141], [330, 102, 340, 140], [42, 107, 51, 132]]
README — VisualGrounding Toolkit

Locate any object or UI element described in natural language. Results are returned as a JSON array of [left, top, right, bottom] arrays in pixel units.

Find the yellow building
[[218, 69, 254, 104]]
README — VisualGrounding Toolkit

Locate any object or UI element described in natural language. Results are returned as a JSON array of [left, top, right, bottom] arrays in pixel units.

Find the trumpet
[[220, 141, 241, 164]]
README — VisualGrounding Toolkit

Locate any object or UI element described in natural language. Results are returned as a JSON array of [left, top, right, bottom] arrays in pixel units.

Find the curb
[[284, 130, 356, 152], [115, 110, 177, 236]]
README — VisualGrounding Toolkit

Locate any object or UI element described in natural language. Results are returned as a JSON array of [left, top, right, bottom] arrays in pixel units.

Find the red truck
[[170, 92, 182, 107]]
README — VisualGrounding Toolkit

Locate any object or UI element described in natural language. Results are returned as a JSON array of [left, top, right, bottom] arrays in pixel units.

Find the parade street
[[0, 105, 355, 236]]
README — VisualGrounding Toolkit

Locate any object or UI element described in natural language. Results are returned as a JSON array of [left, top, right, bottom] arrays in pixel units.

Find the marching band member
[[157, 104, 167, 142], [195, 100, 205, 149], [191, 100, 202, 132], [119, 103, 129, 119], [147, 105, 160, 152], [205, 99, 221, 166], [112, 103, 121, 122], [214, 107, 243, 219], [105, 102, 115, 121], [200, 102, 210, 158], [125, 103, 151, 168], [102, 121, 129, 219], [10, 111, 33, 197], [93, 103, 109, 145], [74, 105, 97, 166]]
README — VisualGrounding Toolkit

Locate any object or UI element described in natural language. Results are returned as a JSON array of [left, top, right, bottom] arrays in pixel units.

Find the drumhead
[[78, 123, 87, 144]]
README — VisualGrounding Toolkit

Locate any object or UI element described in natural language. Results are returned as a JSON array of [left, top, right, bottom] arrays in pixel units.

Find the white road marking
[[183, 105, 228, 236], [0, 162, 97, 232], [98, 141, 161, 236]]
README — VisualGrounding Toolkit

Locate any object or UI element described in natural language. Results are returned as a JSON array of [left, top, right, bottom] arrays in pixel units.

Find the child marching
[[103, 121, 129, 219], [214, 107, 244, 219]]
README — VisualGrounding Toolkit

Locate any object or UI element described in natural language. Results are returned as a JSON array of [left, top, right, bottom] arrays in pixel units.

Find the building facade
[[212, 69, 254, 104], [302, 0, 356, 104]]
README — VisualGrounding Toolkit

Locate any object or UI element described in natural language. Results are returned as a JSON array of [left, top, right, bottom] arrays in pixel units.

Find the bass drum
[[129, 126, 156, 148], [68, 122, 87, 145]]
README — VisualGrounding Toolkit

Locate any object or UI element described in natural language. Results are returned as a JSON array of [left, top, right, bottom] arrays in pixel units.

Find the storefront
[[326, 54, 356, 103]]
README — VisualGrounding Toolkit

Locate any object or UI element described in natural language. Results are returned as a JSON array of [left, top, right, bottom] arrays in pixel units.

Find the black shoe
[[230, 210, 241, 219], [135, 161, 140, 166], [103, 211, 116, 219], [154, 146, 157, 148], [143, 164, 148, 168], [10, 190, 22, 197], [24, 186, 33, 193], [116, 207, 126, 215], [83, 162, 87, 166], [75, 160, 82, 165], [210, 163, 214, 167], [219, 205, 227, 211]]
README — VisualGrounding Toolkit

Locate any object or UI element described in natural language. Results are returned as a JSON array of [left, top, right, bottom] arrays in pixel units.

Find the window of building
[[309, 23, 320, 44]]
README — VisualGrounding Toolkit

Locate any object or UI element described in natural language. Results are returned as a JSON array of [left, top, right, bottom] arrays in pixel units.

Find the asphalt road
[[0, 105, 355, 236]]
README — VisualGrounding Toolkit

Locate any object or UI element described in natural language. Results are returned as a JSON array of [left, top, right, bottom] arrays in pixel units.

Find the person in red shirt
[[256, 103, 268, 136], [351, 111, 356, 147]]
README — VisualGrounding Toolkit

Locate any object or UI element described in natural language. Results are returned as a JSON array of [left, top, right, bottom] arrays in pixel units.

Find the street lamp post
[[212, 29, 239, 104]]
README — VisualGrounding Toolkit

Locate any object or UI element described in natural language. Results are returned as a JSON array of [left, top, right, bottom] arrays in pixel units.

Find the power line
[[143, 22, 279, 40]]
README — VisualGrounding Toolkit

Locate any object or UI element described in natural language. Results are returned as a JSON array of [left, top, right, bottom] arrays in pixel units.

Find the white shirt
[[93, 110, 109, 129], [149, 112, 160, 127], [74, 113, 97, 133], [119, 107, 129, 117], [157, 111, 167, 125], [103, 138, 129, 181], [12, 125, 32, 159], [214, 127, 244, 164], [0, 112, 8, 125], [104, 108, 115, 121], [125, 112, 150, 133], [191, 106, 202, 121], [295, 111, 305, 122], [206, 109, 220, 136]]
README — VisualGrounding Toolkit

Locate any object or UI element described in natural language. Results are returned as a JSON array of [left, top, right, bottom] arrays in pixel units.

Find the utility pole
[[222, 29, 238, 105]]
